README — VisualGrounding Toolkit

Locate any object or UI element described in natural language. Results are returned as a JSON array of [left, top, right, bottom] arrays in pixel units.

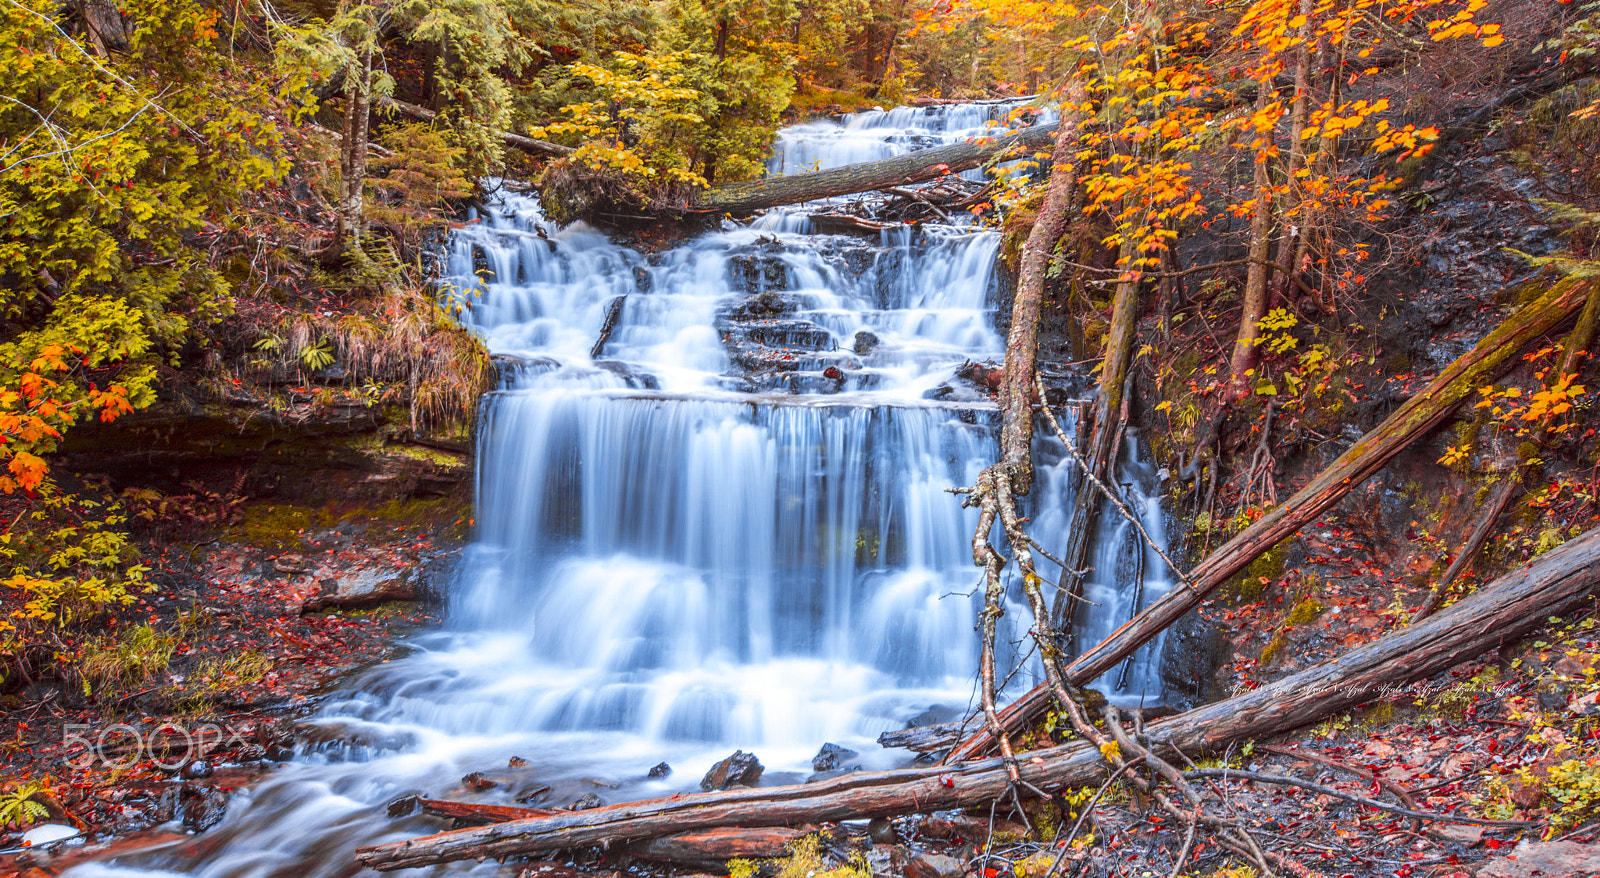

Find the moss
[[1383, 350, 1412, 376], [1284, 597, 1326, 627], [224, 494, 470, 550], [1219, 540, 1288, 605], [771, 834, 869, 878], [1259, 631, 1288, 665]]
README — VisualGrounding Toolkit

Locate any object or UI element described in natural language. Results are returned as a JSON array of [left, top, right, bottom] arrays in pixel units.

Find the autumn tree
[[0, 0, 287, 663]]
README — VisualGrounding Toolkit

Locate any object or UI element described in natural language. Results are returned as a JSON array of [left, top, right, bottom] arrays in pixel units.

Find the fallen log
[[876, 721, 967, 753], [354, 524, 1600, 871], [626, 826, 810, 868], [945, 275, 1597, 763], [696, 122, 1058, 215], [380, 97, 574, 160], [388, 796, 557, 826]]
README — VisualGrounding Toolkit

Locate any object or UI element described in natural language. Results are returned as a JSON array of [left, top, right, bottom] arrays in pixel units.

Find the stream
[[68, 101, 1172, 878]]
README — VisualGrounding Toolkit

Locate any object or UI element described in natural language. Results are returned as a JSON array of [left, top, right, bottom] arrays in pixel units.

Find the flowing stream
[[69, 103, 1171, 878]]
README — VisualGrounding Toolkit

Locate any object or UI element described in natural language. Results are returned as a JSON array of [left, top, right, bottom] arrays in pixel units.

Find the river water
[[68, 101, 1171, 878]]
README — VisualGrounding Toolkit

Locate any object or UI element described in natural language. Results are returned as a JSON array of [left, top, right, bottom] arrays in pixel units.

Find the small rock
[[461, 771, 497, 791], [19, 824, 80, 848], [812, 743, 859, 773], [853, 331, 880, 355], [300, 568, 417, 614], [184, 760, 214, 779], [867, 816, 897, 845], [1475, 840, 1600, 877], [177, 784, 230, 833], [648, 762, 672, 779], [700, 750, 764, 791], [387, 796, 420, 817], [904, 853, 966, 878], [509, 756, 528, 768], [570, 792, 605, 810]]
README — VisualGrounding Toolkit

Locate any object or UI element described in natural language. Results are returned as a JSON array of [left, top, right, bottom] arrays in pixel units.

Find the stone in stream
[[812, 742, 859, 773], [852, 330, 880, 355], [866, 816, 897, 845], [700, 750, 763, 791], [647, 761, 672, 779], [460, 772, 497, 791], [569, 792, 605, 811]]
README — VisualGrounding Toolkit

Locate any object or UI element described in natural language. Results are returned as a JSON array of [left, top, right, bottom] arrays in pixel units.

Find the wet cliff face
[[58, 384, 471, 510]]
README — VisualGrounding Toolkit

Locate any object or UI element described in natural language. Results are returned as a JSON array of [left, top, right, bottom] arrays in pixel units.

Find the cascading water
[[68, 103, 1170, 878]]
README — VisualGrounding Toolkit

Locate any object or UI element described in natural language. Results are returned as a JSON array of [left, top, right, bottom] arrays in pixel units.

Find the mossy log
[[947, 276, 1597, 763], [695, 122, 1059, 215], [353, 523, 1600, 871]]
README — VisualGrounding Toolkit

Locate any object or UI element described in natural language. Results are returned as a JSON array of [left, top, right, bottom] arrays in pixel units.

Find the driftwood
[[696, 122, 1058, 215], [388, 796, 557, 826], [876, 721, 966, 754], [354, 524, 1600, 871], [590, 295, 627, 360], [946, 275, 1598, 763]]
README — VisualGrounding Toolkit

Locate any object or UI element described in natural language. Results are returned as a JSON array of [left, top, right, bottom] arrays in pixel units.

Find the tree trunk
[[1054, 246, 1138, 622], [335, 47, 372, 252], [947, 276, 1597, 761], [1411, 278, 1600, 623], [354, 523, 1600, 871], [1227, 82, 1276, 398], [696, 122, 1059, 214]]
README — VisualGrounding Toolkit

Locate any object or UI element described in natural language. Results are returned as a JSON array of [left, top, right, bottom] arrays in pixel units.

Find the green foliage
[[0, 482, 149, 644], [0, 781, 51, 827], [79, 624, 177, 698], [1, 0, 288, 470]]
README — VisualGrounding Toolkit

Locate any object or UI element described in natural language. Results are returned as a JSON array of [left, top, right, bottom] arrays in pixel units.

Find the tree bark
[[947, 276, 1597, 761], [1411, 278, 1600, 623], [1227, 82, 1276, 398], [354, 523, 1600, 871], [334, 47, 373, 252], [1054, 247, 1138, 622], [696, 122, 1059, 215]]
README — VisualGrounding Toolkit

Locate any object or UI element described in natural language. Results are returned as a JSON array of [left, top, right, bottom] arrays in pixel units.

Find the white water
[[68, 104, 1169, 878]]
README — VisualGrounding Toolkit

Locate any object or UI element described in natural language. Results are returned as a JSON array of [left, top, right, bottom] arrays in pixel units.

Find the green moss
[[1259, 631, 1288, 665], [1284, 597, 1325, 627], [1219, 540, 1288, 605], [224, 494, 470, 550]]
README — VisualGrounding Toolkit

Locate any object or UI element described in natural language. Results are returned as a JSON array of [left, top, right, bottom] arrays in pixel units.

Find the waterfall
[[66, 103, 1170, 878]]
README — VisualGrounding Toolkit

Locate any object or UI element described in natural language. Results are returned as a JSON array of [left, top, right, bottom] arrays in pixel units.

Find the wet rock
[[569, 792, 606, 810], [648, 761, 672, 779], [177, 784, 230, 833], [593, 360, 661, 390], [300, 567, 417, 614], [700, 750, 764, 791], [744, 319, 833, 350], [509, 756, 527, 768], [183, 760, 213, 779], [633, 265, 652, 292], [904, 853, 967, 878], [1475, 841, 1600, 877], [461, 771, 497, 791], [513, 784, 551, 804], [387, 795, 421, 817], [853, 331, 880, 355], [812, 743, 859, 773], [867, 816, 897, 845]]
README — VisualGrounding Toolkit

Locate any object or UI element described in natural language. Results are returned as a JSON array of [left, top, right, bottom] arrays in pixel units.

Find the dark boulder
[[700, 750, 764, 791]]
